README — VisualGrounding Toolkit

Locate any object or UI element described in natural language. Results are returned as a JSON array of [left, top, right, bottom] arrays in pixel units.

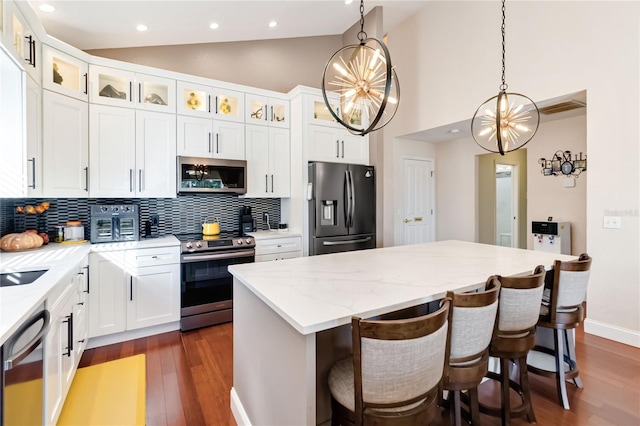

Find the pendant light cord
[[500, 0, 507, 91], [357, 0, 367, 43]]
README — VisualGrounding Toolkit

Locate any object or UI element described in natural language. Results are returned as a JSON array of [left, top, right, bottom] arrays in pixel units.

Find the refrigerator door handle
[[345, 170, 352, 228], [323, 236, 372, 246], [349, 170, 355, 228]]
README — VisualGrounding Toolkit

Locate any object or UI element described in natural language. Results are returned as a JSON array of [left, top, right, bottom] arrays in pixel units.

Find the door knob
[[403, 218, 412, 223]]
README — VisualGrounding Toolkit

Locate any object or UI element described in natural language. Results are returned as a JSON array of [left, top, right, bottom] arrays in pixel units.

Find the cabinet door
[[176, 81, 211, 118], [177, 115, 213, 157], [127, 263, 180, 330], [74, 260, 90, 359], [89, 104, 136, 197], [269, 127, 290, 197], [212, 87, 244, 122], [42, 90, 89, 197], [309, 94, 340, 127], [42, 45, 88, 101], [213, 120, 245, 160], [0, 46, 26, 198], [2, 2, 39, 81], [341, 132, 369, 165], [135, 111, 177, 198], [308, 125, 342, 163], [26, 75, 42, 197], [88, 252, 127, 338], [89, 64, 135, 107], [136, 73, 176, 113], [269, 98, 289, 128], [245, 124, 270, 197], [245, 93, 268, 125]]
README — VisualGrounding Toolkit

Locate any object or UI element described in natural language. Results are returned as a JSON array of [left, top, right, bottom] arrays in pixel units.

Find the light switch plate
[[603, 216, 621, 229]]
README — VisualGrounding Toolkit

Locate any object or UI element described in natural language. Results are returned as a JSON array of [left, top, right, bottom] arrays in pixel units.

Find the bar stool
[[442, 276, 500, 426], [527, 254, 592, 410], [328, 300, 451, 426], [479, 266, 546, 426]]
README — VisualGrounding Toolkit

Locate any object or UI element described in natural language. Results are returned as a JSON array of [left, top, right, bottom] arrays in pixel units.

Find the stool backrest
[[495, 266, 546, 335], [352, 299, 450, 411], [547, 253, 592, 323]]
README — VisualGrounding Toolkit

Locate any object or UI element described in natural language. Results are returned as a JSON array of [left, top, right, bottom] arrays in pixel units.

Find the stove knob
[[100, 206, 109, 213], [237, 239, 243, 245], [245, 238, 252, 244], [195, 241, 202, 248], [185, 242, 193, 249]]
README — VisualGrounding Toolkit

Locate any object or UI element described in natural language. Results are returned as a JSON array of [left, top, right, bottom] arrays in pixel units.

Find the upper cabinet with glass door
[[245, 94, 289, 128], [176, 80, 244, 122], [89, 65, 175, 112], [1, 1, 40, 81], [309, 93, 365, 129], [42, 45, 88, 101]]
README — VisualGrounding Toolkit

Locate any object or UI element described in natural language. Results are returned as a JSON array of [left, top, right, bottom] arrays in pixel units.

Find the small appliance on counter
[[90, 204, 140, 243], [240, 206, 254, 235], [532, 220, 571, 254]]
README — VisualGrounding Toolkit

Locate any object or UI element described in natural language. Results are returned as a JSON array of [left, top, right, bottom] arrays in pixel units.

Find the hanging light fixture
[[321, 0, 400, 136], [471, 0, 539, 155]]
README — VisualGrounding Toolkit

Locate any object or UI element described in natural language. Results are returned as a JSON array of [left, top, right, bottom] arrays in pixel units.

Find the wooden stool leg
[[500, 358, 511, 426], [565, 329, 583, 388], [468, 387, 481, 425], [554, 329, 571, 410], [452, 390, 462, 426], [517, 356, 537, 423]]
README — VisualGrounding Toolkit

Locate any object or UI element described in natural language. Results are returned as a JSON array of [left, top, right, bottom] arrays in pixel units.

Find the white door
[[135, 111, 176, 197], [269, 127, 290, 197], [245, 124, 270, 197], [213, 120, 245, 160], [127, 264, 180, 330], [402, 158, 435, 245], [495, 163, 519, 248], [176, 115, 213, 157]]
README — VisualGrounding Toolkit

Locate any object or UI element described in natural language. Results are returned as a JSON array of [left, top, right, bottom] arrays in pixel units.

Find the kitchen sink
[[0, 269, 48, 287]]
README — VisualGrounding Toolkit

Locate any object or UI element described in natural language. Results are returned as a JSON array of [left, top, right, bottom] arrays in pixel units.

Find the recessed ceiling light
[[268, 21, 277, 28], [38, 4, 56, 12], [136, 24, 148, 32], [209, 22, 219, 30]]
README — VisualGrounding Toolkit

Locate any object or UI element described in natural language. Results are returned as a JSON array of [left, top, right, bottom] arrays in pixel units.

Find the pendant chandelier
[[471, 0, 539, 155], [321, 0, 400, 136]]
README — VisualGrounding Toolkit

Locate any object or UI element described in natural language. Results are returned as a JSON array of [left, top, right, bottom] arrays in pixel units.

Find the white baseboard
[[86, 321, 180, 349], [584, 318, 640, 348], [230, 387, 252, 426]]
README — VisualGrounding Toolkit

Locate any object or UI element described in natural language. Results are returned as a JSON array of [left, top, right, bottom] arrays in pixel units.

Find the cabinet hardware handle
[[33, 38, 36, 68], [27, 157, 36, 189], [336, 140, 340, 158], [138, 169, 143, 192], [129, 81, 133, 102], [265, 174, 268, 192], [215, 96, 219, 114], [208, 95, 211, 113], [208, 133, 212, 153], [24, 35, 32, 65], [151, 255, 158, 259], [341, 140, 345, 158], [138, 83, 142, 103], [78, 339, 85, 344], [83, 265, 90, 293], [271, 174, 274, 193], [84, 167, 89, 192], [130, 276, 133, 301], [216, 133, 219, 153], [129, 169, 134, 192], [84, 73, 88, 94], [270, 105, 273, 122], [62, 313, 73, 356], [77, 302, 84, 306], [264, 105, 267, 121]]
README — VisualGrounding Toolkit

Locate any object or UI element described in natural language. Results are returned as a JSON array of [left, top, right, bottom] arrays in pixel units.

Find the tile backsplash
[[0, 195, 280, 239]]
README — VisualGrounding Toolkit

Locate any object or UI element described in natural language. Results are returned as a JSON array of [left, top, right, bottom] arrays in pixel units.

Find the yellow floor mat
[[57, 354, 146, 426]]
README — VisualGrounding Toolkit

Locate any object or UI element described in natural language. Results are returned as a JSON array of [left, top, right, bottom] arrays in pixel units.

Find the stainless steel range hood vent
[[538, 100, 586, 115]]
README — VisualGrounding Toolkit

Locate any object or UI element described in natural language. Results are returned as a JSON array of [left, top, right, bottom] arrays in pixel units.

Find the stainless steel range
[[176, 232, 255, 331]]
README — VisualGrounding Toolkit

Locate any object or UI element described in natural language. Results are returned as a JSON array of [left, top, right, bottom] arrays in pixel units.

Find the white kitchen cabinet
[[245, 124, 290, 198], [89, 65, 176, 112], [254, 234, 303, 262], [308, 124, 369, 165], [176, 80, 244, 123], [25, 74, 42, 197], [177, 115, 245, 160], [90, 104, 176, 198], [89, 245, 180, 338], [42, 45, 88, 102], [45, 256, 89, 426], [1, 1, 39, 81], [245, 93, 289, 128], [42, 90, 89, 197], [308, 93, 367, 129], [0, 44, 26, 198]]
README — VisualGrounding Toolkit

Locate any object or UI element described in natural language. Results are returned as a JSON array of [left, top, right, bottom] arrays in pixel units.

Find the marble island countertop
[[0, 235, 179, 345], [229, 240, 576, 335]]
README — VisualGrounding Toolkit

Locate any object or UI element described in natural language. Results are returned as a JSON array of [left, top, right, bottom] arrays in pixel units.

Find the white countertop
[[246, 230, 302, 240], [0, 235, 179, 344], [229, 240, 576, 335]]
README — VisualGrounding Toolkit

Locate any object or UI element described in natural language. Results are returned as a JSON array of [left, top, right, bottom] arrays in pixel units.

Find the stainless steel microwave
[[177, 156, 247, 194]]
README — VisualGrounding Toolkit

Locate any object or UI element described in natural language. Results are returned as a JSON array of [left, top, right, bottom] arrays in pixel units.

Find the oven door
[[91, 216, 115, 243], [180, 249, 254, 329]]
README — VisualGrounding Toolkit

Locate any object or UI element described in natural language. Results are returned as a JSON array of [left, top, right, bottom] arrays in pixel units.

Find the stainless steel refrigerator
[[308, 162, 376, 255]]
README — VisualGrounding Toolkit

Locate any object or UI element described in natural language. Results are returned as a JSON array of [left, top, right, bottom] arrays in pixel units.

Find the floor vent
[[539, 100, 586, 115]]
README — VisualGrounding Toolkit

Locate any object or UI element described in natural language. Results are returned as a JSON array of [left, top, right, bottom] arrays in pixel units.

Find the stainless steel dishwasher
[[1, 307, 50, 426]]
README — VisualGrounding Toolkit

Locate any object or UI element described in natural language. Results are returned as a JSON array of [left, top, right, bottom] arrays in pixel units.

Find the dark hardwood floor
[[79, 324, 640, 425]]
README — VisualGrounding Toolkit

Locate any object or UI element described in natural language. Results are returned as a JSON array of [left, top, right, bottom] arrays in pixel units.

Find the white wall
[[384, 1, 639, 346]]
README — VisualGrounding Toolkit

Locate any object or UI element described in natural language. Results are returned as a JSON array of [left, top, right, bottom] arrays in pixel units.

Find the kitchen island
[[228, 240, 575, 425]]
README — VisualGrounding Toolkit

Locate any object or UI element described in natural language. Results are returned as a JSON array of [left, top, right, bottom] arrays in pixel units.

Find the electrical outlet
[[150, 214, 159, 227]]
